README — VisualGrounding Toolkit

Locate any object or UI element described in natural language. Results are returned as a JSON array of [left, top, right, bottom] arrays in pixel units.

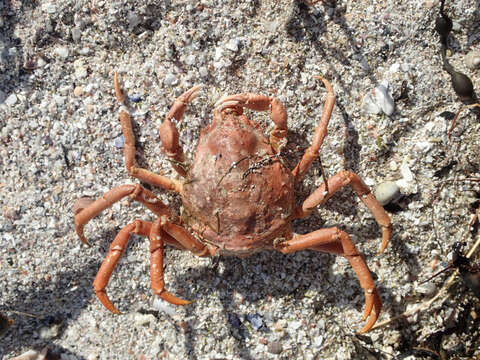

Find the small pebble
[[417, 282, 437, 297], [164, 73, 178, 86], [114, 135, 125, 148], [361, 92, 382, 114], [374, 181, 401, 206], [199, 66, 208, 77], [152, 297, 177, 316], [37, 57, 47, 67], [134, 313, 156, 326], [39, 323, 60, 339], [225, 38, 240, 52], [71, 27, 82, 42], [227, 313, 242, 328], [267, 341, 283, 355], [5, 94, 17, 106], [54, 46, 69, 59], [246, 313, 263, 330], [129, 94, 142, 103], [73, 86, 84, 97], [465, 50, 480, 70]]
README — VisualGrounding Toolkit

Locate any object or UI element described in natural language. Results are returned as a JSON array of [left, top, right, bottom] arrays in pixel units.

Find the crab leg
[[74, 184, 171, 246], [93, 220, 190, 314], [215, 93, 288, 152], [292, 75, 335, 182], [276, 227, 381, 334], [114, 72, 183, 191], [94, 220, 151, 314], [159, 85, 203, 177], [295, 170, 391, 253], [149, 219, 192, 305]]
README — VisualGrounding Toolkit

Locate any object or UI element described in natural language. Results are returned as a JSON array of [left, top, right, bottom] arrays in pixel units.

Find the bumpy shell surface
[[181, 111, 295, 254]]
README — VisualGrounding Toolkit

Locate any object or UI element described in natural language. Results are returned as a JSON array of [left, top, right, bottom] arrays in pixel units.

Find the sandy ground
[[1, 0, 480, 359]]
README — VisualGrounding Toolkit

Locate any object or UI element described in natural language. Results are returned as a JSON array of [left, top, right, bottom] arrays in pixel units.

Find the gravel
[[1, 0, 480, 359]]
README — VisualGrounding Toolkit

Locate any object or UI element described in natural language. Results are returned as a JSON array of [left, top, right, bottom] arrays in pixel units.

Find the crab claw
[[359, 288, 382, 334], [74, 197, 95, 247], [156, 289, 193, 306], [95, 288, 121, 314]]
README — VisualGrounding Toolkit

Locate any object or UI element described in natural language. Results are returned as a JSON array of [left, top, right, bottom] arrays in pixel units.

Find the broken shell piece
[[361, 92, 382, 115], [465, 50, 480, 70], [361, 84, 395, 116], [374, 181, 401, 206], [374, 84, 395, 116]]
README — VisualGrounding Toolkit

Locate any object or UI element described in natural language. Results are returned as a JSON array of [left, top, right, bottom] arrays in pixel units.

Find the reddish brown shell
[[181, 111, 294, 254]]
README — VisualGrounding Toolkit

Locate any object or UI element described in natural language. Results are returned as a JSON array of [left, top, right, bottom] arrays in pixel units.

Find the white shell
[[465, 50, 480, 70], [374, 84, 395, 116], [361, 92, 382, 114], [362, 83, 395, 116]]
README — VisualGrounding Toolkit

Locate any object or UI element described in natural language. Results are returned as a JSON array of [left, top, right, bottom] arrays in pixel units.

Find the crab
[[74, 73, 391, 333]]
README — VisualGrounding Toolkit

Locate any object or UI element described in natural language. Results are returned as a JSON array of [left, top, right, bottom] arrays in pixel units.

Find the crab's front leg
[[215, 93, 288, 152], [159, 85, 203, 176]]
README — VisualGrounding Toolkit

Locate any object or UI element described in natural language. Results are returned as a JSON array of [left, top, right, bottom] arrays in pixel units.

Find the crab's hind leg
[[276, 227, 381, 334], [215, 93, 288, 152], [295, 170, 392, 253], [113, 72, 183, 191], [292, 75, 335, 182], [93, 219, 190, 313], [74, 184, 171, 246], [149, 218, 193, 306]]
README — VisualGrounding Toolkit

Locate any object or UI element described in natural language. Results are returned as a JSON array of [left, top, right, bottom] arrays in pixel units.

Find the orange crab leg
[[114, 72, 183, 191], [74, 184, 172, 246], [214, 93, 288, 152], [93, 220, 151, 313], [149, 219, 192, 305], [159, 85, 203, 177], [93, 220, 190, 313], [277, 227, 381, 334], [295, 170, 392, 253], [292, 75, 335, 182]]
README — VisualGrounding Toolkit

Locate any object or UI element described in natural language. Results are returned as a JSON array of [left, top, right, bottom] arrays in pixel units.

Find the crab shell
[[182, 108, 294, 256]]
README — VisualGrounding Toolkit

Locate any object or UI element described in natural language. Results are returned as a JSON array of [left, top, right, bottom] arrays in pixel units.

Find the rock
[[5, 93, 17, 106], [267, 341, 283, 355], [465, 51, 480, 70], [73, 86, 84, 97], [164, 73, 178, 86], [71, 27, 82, 42], [134, 313, 156, 326], [374, 181, 401, 206], [114, 135, 124, 148], [199, 66, 208, 77], [54, 46, 69, 59], [417, 282, 437, 296], [246, 313, 263, 330], [226, 38, 240, 52]]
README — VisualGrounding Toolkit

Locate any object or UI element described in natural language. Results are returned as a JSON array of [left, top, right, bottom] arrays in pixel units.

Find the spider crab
[[74, 73, 391, 333]]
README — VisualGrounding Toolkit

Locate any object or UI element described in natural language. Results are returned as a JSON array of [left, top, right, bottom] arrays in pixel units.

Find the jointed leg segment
[[113, 72, 184, 190], [277, 227, 381, 333], [292, 75, 336, 182], [296, 169, 392, 253], [74, 184, 172, 246], [215, 92, 288, 152]]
